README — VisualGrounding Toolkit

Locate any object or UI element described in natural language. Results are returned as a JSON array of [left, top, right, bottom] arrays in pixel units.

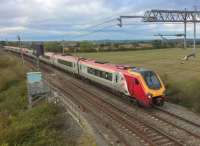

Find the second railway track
[[12, 53, 200, 146], [39, 60, 186, 146]]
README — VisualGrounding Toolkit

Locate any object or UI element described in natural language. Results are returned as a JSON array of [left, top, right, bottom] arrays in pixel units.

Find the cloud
[[0, 0, 199, 40], [0, 26, 27, 34]]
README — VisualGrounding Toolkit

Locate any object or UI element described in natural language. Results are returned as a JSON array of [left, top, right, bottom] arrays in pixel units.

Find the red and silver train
[[4, 46, 166, 107]]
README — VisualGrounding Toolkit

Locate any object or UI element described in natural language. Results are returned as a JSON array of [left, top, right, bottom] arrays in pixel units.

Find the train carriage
[[79, 59, 116, 90], [79, 59, 165, 107], [40, 52, 55, 65], [54, 54, 79, 74], [24, 49, 35, 58], [4, 46, 21, 53]]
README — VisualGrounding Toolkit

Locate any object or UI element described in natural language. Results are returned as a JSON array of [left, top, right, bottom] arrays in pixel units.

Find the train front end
[[140, 70, 166, 106], [128, 68, 166, 107]]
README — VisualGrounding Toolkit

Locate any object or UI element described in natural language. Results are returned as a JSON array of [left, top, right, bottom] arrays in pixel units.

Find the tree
[[79, 41, 95, 52], [152, 40, 162, 49], [44, 42, 62, 53], [0, 41, 6, 46]]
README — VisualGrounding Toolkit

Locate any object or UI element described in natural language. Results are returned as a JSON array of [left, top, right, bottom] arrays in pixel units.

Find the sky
[[0, 0, 200, 41]]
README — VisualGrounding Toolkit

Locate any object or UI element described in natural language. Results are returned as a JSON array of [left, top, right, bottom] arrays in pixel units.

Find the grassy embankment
[[0, 51, 96, 146], [76, 48, 200, 112]]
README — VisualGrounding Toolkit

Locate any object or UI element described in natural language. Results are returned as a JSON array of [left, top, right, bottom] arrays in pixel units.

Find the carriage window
[[87, 67, 94, 74], [115, 75, 118, 83], [95, 70, 101, 77], [107, 73, 112, 81], [44, 55, 50, 59], [99, 70, 103, 78], [101, 71, 107, 79], [87, 67, 112, 81], [58, 59, 73, 67]]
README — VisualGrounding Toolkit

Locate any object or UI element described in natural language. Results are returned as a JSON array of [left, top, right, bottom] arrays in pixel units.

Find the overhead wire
[[65, 12, 186, 40], [71, 20, 188, 40], [70, 24, 149, 39], [78, 18, 117, 31], [71, 24, 117, 39]]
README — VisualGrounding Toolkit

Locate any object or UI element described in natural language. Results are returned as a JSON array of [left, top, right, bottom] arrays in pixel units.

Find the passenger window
[[115, 75, 118, 83], [135, 79, 139, 85], [105, 73, 108, 78]]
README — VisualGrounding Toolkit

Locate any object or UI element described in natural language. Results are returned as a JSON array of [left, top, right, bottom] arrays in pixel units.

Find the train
[[4, 46, 166, 107]]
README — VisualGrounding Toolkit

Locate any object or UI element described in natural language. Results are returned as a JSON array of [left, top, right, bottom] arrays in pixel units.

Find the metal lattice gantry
[[118, 9, 200, 59], [143, 9, 200, 57], [143, 9, 200, 22]]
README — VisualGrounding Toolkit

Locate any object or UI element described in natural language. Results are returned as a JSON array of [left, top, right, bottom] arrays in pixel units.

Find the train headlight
[[147, 93, 153, 99]]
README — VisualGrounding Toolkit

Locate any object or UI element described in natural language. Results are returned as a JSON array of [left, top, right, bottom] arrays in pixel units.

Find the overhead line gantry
[[118, 8, 200, 59]]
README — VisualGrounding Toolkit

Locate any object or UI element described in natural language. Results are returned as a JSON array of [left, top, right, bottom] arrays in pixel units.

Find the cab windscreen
[[141, 71, 161, 90]]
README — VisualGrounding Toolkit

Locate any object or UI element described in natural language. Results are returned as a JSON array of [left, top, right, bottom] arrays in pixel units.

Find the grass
[[0, 51, 92, 146], [75, 48, 200, 112]]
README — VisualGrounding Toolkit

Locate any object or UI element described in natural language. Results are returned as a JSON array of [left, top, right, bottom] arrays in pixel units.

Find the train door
[[114, 72, 128, 95], [52, 54, 55, 65], [114, 72, 120, 90], [73, 62, 77, 74]]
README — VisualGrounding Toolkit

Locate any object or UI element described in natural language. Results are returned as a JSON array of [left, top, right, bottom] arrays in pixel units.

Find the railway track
[[47, 61, 200, 143], [154, 106, 200, 129], [11, 52, 200, 146], [41, 61, 200, 145], [25, 55, 133, 146], [46, 77, 131, 146], [41, 64, 184, 146]]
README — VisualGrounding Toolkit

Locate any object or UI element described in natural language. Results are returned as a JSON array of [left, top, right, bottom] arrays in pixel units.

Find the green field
[[0, 51, 95, 146], [76, 48, 200, 112]]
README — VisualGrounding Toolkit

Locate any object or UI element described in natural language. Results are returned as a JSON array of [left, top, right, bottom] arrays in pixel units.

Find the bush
[[1, 103, 68, 146], [0, 55, 26, 91], [0, 53, 75, 146], [79, 41, 96, 52], [163, 73, 200, 112], [161, 73, 199, 109], [44, 42, 63, 53], [152, 40, 162, 49]]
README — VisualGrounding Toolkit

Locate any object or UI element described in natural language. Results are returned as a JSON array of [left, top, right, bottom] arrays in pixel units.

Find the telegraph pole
[[154, 33, 185, 47], [17, 35, 24, 65], [184, 8, 187, 49], [193, 6, 197, 55], [62, 40, 65, 55]]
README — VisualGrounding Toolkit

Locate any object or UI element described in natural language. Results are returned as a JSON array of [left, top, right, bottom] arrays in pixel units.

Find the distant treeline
[[1, 40, 200, 53]]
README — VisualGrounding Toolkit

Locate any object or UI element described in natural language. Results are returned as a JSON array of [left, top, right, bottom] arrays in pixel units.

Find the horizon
[[2, 38, 200, 42]]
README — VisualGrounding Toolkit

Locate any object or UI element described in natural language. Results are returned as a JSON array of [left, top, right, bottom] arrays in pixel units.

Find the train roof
[[44, 51, 151, 74], [80, 58, 139, 73], [80, 58, 153, 75], [3, 47, 153, 74]]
